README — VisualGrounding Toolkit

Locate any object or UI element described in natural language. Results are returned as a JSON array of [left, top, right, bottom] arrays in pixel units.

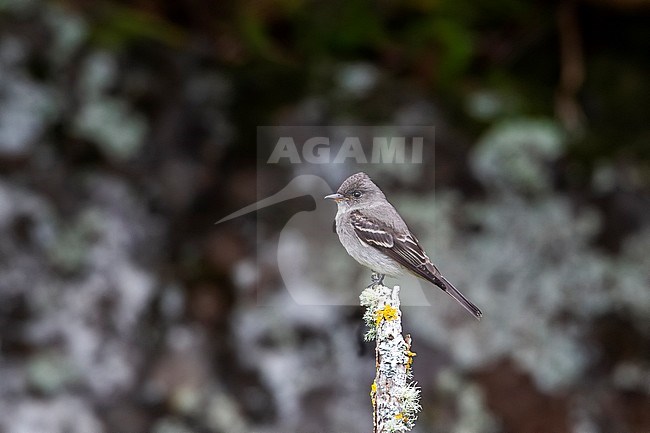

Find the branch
[[360, 277, 421, 433]]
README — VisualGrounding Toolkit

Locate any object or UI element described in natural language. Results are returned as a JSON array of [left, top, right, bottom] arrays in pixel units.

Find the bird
[[325, 172, 482, 319]]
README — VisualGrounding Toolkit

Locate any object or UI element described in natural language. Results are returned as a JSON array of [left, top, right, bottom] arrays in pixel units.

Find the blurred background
[[0, 0, 649, 432]]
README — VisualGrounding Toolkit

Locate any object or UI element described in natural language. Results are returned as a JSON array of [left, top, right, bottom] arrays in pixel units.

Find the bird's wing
[[349, 210, 434, 277], [350, 210, 483, 319]]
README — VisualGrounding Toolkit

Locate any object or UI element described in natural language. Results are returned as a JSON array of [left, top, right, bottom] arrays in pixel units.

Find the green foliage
[[292, 0, 386, 57], [90, 4, 186, 49]]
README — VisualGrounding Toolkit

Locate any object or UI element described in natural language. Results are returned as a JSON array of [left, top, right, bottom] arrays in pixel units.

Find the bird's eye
[[352, 190, 362, 198]]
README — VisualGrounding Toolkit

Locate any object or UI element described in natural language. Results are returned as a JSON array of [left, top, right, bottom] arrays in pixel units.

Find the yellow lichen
[[405, 349, 417, 369], [374, 304, 398, 326], [370, 381, 377, 395], [395, 412, 404, 420]]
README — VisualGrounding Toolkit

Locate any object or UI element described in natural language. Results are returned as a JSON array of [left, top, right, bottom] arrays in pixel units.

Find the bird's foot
[[368, 272, 385, 288]]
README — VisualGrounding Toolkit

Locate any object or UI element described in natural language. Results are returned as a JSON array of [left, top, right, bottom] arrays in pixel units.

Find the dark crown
[[338, 172, 373, 194]]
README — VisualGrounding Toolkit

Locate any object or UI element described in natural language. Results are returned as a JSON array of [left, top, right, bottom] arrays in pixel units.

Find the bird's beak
[[324, 193, 345, 202]]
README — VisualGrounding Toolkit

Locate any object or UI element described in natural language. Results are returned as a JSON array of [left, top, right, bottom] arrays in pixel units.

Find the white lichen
[[360, 285, 383, 341], [393, 384, 422, 420]]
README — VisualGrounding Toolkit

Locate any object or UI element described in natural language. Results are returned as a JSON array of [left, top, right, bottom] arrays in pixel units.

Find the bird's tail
[[435, 274, 483, 320]]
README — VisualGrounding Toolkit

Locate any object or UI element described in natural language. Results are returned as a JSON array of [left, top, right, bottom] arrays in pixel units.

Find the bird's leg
[[369, 271, 385, 287]]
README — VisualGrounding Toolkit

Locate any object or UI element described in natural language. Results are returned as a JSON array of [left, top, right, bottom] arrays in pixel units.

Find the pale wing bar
[[350, 211, 432, 274], [349, 211, 394, 248]]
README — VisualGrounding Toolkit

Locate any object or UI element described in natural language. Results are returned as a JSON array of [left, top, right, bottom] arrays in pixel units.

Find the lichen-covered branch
[[360, 280, 421, 433]]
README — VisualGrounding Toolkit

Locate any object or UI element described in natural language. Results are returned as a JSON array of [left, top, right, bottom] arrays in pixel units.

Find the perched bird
[[325, 172, 482, 319]]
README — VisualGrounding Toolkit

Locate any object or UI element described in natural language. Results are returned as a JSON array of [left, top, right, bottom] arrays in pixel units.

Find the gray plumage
[[325, 172, 482, 320]]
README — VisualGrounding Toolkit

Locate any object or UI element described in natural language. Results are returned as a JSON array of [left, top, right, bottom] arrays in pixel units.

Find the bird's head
[[324, 172, 385, 211]]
